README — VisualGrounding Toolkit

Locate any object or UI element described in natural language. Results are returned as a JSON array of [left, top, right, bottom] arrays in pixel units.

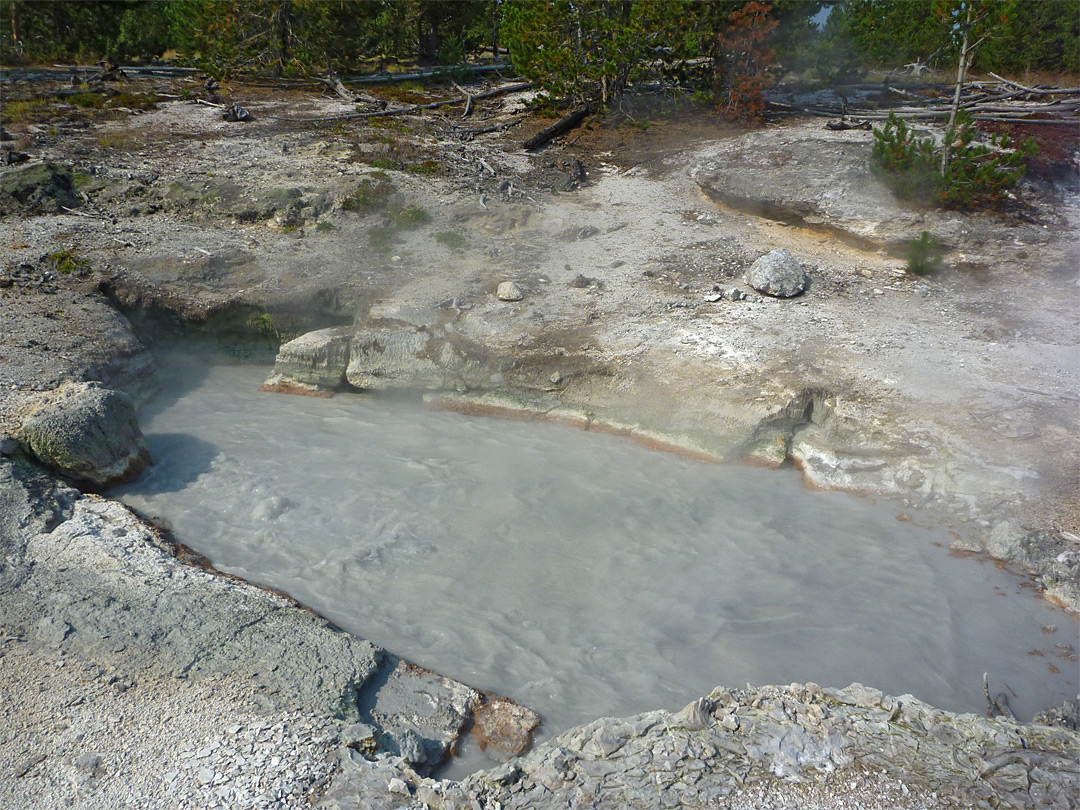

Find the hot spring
[[114, 359, 1076, 774]]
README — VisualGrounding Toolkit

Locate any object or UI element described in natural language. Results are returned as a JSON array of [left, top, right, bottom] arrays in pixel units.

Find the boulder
[[746, 249, 807, 298], [265, 327, 351, 391], [471, 696, 541, 758], [346, 327, 444, 390], [17, 381, 150, 487]]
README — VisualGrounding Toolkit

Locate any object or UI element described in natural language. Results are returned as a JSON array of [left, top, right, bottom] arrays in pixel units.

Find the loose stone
[[497, 281, 524, 301], [746, 249, 808, 298]]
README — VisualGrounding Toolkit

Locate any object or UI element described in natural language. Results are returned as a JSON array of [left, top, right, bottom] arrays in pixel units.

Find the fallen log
[[523, 107, 590, 151], [263, 81, 533, 124], [345, 63, 514, 84], [451, 116, 525, 138], [987, 72, 1080, 96], [49, 64, 198, 75], [826, 119, 872, 131]]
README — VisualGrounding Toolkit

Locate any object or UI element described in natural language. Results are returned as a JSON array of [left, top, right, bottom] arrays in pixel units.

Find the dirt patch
[[978, 119, 1080, 187]]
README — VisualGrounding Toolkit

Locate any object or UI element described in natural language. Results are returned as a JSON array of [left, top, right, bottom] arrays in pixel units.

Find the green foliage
[[906, 231, 944, 276], [4, 0, 1072, 86], [387, 204, 430, 229], [0, 99, 51, 124], [977, 0, 1080, 75], [249, 312, 278, 341], [67, 92, 106, 109], [183, 0, 492, 79], [342, 176, 427, 233], [871, 111, 1037, 208], [341, 178, 394, 213], [835, 0, 950, 69], [834, 0, 1077, 75], [806, 7, 864, 85], [2, 0, 204, 63], [871, 114, 941, 201], [48, 249, 87, 276], [503, 0, 691, 106], [501, 1, 822, 112], [404, 159, 442, 176]]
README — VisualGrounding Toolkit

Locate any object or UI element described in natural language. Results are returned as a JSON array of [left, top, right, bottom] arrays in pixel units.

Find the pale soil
[[0, 637, 339, 810]]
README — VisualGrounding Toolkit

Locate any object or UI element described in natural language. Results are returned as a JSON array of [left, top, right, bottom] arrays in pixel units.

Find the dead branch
[[983, 673, 1017, 720], [61, 205, 109, 220], [773, 75, 1079, 128], [312, 70, 381, 105], [987, 72, 1080, 96], [523, 107, 590, 151], [451, 81, 474, 117]]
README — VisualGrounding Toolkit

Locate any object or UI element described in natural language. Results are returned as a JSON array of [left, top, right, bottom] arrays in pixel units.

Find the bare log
[[826, 119, 872, 131], [522, 107, 589, 151], [988, 72, 1062, 96], [264, 81, 533, 124], [345, 64, 515, 85]]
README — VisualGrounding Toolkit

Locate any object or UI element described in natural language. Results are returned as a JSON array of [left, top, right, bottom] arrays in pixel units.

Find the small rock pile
[[0, 263, 58, 292]]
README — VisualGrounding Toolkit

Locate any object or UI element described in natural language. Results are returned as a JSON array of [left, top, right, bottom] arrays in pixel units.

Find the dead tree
[[943, 2, 997, 173]]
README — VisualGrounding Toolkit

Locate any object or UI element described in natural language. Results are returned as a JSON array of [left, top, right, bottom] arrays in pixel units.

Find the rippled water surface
[[116, 361, 1076, 770]]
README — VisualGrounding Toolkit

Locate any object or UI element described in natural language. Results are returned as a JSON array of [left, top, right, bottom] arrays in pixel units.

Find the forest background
[[3, 1, 1077, 110]]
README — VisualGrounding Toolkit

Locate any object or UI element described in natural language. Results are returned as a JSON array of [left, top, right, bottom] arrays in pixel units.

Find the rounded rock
[[746, 249, 807, 298], [18, 381, 150, 487], [496, 281, 524, 302]]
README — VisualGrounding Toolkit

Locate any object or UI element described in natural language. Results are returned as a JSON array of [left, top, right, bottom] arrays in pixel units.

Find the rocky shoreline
[[2, 78, 1078, 808]]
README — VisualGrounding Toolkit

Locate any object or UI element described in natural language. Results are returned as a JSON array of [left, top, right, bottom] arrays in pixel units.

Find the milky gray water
[[116, 360, 1075, 771]]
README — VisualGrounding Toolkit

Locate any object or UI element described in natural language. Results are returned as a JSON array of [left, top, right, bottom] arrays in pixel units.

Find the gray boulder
[[17, 381, 150, 487], [264, 327, 351, 391], [346, 327, 444, 390], [746, 249, 807, 297]]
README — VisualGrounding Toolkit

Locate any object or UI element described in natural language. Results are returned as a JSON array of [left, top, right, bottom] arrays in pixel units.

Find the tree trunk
[[10, 0, 19, 47], [417, 2, 441, 66], [942, 3, 974, 174], [273, 0, 293, 78]]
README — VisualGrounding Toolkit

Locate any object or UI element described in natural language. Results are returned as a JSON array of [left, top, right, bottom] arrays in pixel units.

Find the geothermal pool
[[116, 360, 1076, 771]]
